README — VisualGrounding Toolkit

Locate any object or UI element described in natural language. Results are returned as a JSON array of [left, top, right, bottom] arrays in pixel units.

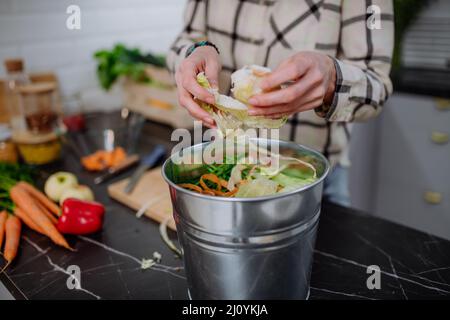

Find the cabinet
[[349, 93, 450, 240]]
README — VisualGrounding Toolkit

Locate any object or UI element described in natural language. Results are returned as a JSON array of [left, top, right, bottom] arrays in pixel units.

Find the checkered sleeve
[[167, 0, 207, 75], [316, 0, 394, 122]]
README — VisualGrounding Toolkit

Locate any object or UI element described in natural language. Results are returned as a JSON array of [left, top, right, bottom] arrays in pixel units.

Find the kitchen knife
[[123, 144, 166, 194], [94, 154, 140, 185]]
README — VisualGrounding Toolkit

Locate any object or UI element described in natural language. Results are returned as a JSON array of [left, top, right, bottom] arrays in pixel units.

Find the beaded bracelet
[[185, 40, 220, 58]]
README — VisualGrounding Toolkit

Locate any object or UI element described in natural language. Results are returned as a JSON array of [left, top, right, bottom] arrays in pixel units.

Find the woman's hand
[[175, 46, 221, 127], [247, 52, 336, 118]]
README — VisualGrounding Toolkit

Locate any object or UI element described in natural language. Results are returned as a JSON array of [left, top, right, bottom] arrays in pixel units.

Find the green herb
[[0, 162, 36, 213], [206, 163, 235, 181], [94, 43, 167, 90]]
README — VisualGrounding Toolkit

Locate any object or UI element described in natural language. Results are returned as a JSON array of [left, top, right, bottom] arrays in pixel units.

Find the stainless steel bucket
[[162, 139, 330, 299]]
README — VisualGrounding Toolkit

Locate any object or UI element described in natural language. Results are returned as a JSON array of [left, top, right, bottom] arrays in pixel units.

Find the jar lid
[[11, 130, 59, 144], [18, 82, 56, 95], [0, 124, 12, 142], [4, 58, 24, 73]]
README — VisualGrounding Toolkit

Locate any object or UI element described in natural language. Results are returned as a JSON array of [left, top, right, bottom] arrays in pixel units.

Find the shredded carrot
[[201, 190, 216, 196], [81, 147, 127, 171], [212, 188, 238, 197], [200, 173, 227, 191], [179, 174, 239, 197], [178, 183, 203, 193]]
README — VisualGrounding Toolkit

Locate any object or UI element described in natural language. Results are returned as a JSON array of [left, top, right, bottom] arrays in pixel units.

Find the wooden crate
[[124, 66, 194, 129]]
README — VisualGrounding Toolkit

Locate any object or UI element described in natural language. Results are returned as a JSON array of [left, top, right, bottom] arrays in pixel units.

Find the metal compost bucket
[[162, 139, 330, 299]]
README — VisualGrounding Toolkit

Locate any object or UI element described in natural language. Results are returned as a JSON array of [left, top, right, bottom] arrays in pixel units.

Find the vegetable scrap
[[174, 70, 320, 198], [81, 147, 127, 171], [140, 252, 162, 270]]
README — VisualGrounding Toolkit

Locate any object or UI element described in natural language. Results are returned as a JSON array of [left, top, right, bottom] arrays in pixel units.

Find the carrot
[[35, 201, 58, 225], [14, 207, 46, 235], [199, 173, 230, 196], [111, 147, 126, 167], [0, 211, 7, 249], [17, 181, 60, 217], [3, 215, 21, 263], [178, 183, 203, 193], [10, 185, 72, 250]]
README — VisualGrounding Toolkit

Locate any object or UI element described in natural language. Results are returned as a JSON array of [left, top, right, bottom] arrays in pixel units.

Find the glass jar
[[3, 58, 30, 131], [18, 82, 59, 133], [0, 124, 18, 163], [11, 82, 63, 165], [14, 133, 61, 165], [62, 92, 86, 132]]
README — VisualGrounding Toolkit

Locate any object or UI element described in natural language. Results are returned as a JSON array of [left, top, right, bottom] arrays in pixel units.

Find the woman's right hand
[[175, 46, 221, 128]]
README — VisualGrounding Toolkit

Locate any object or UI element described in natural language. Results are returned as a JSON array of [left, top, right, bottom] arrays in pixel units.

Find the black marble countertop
[[1, 117, 450, 300]]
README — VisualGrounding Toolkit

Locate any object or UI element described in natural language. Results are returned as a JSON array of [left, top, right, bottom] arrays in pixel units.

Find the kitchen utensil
[[107, 167, 175, 230], [123, 144, 166, 194], [94, 154, 140, 185], [162, 138, 330, 299], [61, 134, 84, 159], [103, 129, 115, 152], [82, 111, 144, 153]]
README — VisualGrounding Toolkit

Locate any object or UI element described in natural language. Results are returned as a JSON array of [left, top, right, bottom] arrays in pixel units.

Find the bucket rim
[[161, 138, 330, 203]]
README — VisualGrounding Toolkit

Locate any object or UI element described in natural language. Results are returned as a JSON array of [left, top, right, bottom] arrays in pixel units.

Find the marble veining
[[2, 201, 449, 300], [23, 236, 101, 300]]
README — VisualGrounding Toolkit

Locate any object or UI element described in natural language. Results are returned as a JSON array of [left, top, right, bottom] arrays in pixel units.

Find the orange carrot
[[178, 183, 203, 193], [17, 181, 60, 217], [3, 215, 21, 263], [0, 211, 7, 249], [14, 207, 46, 235], [10, 185, 71, 250], [35, 201, 58, 225]]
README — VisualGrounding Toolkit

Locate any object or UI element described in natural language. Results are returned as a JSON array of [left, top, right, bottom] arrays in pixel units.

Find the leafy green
[[271, 173, 315, 192], [281, 166, 315, 180], [196, 73, 286, 131], [235, 177, 278, 198], [0, 162, 36, 213], [94, 44, 167, 90]]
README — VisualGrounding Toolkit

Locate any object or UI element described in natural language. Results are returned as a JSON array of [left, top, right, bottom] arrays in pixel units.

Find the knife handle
[[110, 154, 140, 173], [94, 154, 140, 184], [142, 144, 166, 166]]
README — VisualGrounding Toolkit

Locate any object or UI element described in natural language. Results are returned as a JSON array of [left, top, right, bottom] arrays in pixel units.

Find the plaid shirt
[[167, 0, 394, 167]]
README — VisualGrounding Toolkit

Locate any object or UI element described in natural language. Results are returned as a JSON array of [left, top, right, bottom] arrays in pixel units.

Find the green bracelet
[[185, 41, 220, 58]]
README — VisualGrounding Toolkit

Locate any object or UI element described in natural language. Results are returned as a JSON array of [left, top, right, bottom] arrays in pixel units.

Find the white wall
[[0, 0, 184, 110]]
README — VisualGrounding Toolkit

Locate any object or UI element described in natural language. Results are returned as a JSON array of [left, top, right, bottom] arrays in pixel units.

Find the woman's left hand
[[247, 51, 336, 118]]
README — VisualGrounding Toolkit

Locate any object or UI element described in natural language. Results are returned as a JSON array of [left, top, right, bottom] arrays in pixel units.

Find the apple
[[59, 185, 94, 205], [44, 172, 78, 202]]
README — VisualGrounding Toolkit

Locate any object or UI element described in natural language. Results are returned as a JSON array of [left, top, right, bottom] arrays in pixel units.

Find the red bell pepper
[[57, 198, 105, 235]]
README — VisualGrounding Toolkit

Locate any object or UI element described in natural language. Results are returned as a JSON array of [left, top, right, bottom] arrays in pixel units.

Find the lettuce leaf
[[196, 72, 287, 130], [235, 177, 278, 198], [271, 173, 316, 192]]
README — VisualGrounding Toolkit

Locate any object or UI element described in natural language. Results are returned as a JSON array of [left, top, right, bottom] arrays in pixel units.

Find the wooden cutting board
[[107, 167, 176, 230]]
